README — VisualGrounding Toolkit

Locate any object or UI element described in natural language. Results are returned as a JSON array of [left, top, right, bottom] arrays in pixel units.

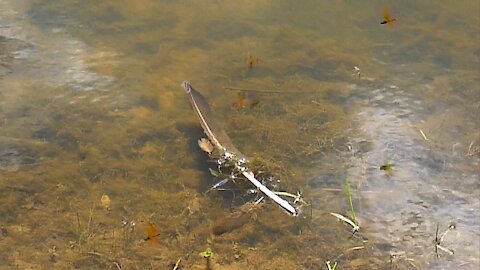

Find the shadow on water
[[175, 123, 221, 191]]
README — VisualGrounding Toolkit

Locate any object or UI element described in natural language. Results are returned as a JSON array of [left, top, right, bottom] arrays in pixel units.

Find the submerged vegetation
[[0, 0, 478, 269]]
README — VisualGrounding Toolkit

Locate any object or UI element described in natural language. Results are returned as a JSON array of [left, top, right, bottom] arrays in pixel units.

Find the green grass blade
[[345, 178, 358, 226]]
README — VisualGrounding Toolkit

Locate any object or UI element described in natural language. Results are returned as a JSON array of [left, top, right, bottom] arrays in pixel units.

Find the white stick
[[419, 128, 429, 141], [242, 171, 297, 216]]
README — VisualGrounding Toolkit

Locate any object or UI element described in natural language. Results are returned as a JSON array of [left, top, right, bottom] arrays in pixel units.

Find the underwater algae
[[0, 14, 362, 270], [1, 0, 479, 269]]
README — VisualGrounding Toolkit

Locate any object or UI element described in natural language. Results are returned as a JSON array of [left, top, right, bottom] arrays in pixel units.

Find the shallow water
[[0, 0, 478, 269]]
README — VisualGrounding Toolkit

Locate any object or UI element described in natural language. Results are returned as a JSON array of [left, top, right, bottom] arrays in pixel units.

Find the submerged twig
[[419, 129, 429, 141], [274, 191, 309, 206], [223, 86, 319, 94], [326, 260, 338, 270], [242, 171, 297, 215], [466, 139, 480, 156], [172, 258, 181, 270]]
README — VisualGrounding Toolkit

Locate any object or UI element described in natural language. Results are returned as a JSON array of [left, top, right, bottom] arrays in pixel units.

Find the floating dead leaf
[[198, 138, 214, 154], [100, 194, 111, 209]]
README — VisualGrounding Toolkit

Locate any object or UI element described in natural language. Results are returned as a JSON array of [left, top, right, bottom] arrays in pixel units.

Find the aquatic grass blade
[[345, 178, 358, 226], [330, 212, 359, 232]]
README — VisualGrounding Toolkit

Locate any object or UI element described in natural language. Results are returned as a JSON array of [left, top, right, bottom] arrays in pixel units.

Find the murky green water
[[1, 0, 478, 269]]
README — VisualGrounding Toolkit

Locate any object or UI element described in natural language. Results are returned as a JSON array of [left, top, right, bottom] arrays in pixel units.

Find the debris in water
[[172, 258, 182, 270], [100, 194, 111, 209], [466, 137, 480, 157], [380, 163, 394, 176], [419, 128, 429, 141], [205, 178, 230, 194], [181, 81, 299, 216], [199, 247, 213, 258], [199, 247, 214, 270], [435, 222, 456, 258], [198, 138, 214, 154], [326, 260, 338, 270], [353, 66, 361, 78], [274, 191, 309, 206]]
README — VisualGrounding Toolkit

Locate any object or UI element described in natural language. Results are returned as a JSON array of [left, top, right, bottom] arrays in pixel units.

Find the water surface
[[0, 0, 478, 269]]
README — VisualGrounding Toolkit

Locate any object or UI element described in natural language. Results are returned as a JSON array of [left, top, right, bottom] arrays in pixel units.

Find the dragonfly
[[380, 7, 397, 26], [246, 52, 259, 69], [144, 223, 161, 242], [232, 91, 260, 111]]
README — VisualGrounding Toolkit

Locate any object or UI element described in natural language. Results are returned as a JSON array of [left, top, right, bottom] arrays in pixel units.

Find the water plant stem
[[345, 178, 358, 226], [223, 86, 318, 94]]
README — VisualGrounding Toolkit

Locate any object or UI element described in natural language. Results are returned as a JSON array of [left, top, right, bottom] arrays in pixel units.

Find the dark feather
[[181, 81, 242, 156]]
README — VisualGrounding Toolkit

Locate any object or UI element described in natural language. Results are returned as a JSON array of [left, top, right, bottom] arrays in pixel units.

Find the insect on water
[[231, 91, 260, 111], [380, 162, 394, 176], [380, 7, 397, 26], [246, 52, 259, 69], [232, 92, 248, 111], [144, 223, 161, 243]]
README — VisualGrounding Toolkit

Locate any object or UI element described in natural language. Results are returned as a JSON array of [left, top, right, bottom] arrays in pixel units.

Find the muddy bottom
[[0, 0, 478, 269]]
